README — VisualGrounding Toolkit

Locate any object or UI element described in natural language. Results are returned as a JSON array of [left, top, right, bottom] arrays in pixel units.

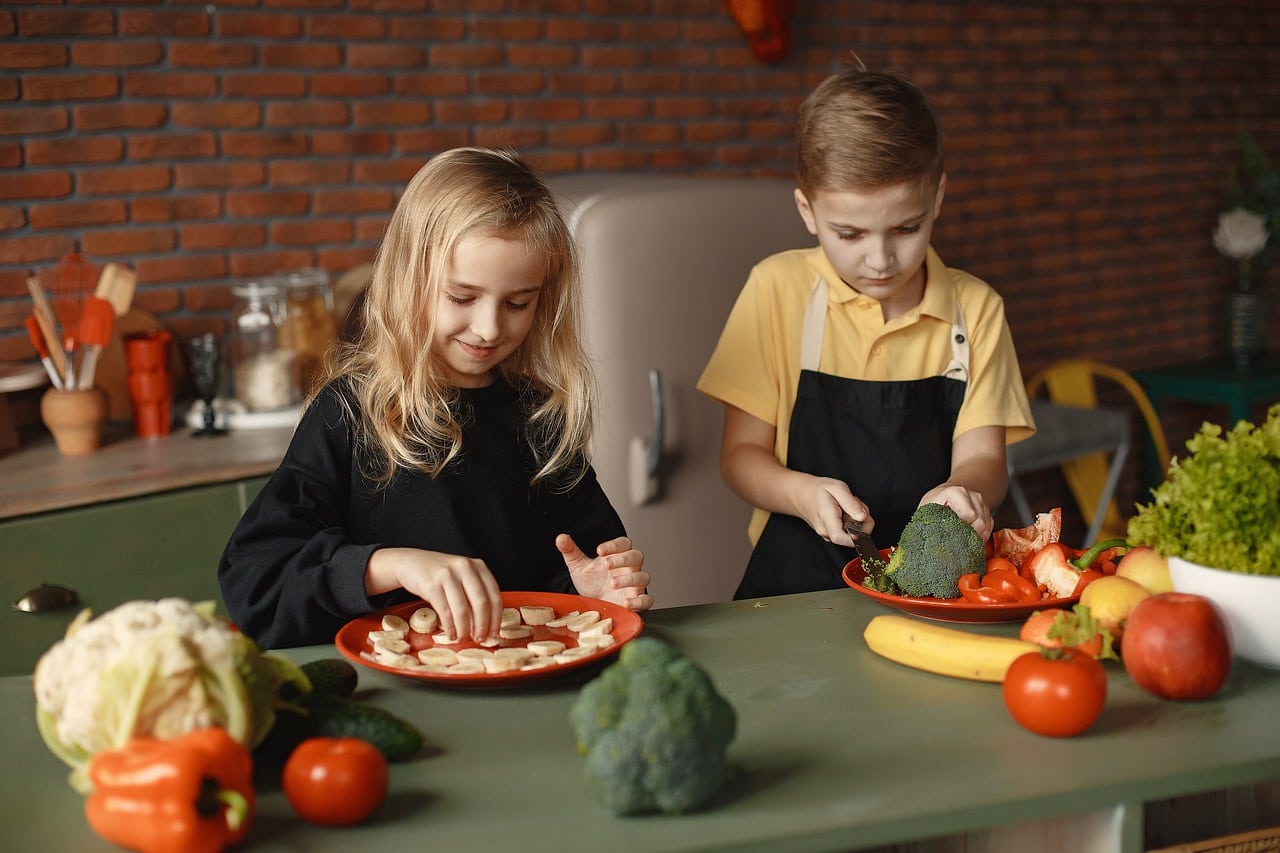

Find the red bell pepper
[[85, 727, 254, 853], [1024, 538, 1129, 599]]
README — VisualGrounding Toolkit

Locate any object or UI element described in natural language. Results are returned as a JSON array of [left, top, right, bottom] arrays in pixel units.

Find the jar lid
[[282, 268, 330, 289], [231, 279, 282, 297]]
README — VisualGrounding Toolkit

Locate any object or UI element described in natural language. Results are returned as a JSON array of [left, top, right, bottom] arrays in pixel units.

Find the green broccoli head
[[569, 637, 737, 816], [884, 503, 986, 598]]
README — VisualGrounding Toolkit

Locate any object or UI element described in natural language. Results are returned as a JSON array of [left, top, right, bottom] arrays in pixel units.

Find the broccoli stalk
[[864, 503, 987, 598], [569, 637, 737, 816]]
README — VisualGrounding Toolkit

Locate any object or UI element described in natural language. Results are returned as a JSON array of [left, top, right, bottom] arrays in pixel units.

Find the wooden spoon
[[95, 263, 137, 318]]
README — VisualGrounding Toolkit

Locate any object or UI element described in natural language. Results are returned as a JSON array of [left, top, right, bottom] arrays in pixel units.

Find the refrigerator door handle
[[628, 368, 664, 506]]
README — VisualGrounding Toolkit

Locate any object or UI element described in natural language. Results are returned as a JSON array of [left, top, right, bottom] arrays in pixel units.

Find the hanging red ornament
[[726, 0, 793, 65]]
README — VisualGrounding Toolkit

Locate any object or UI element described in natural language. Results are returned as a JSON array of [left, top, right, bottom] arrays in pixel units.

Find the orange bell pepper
[[85, 727, 254, 853]]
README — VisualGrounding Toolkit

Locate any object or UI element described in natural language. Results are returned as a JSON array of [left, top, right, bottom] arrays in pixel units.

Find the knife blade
[[843, 517, 883, 565]]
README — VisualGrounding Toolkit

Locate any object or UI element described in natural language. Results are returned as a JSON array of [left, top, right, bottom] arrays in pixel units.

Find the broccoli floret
[[569, 637, 737, 816], [880, 503, 986, 598]]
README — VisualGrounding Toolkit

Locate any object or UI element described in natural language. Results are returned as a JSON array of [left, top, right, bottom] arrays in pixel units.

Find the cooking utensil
[[25, 316, 63, 389], [74, 296, 116, 390], [843, 516, 883, 566], [26, 278, 68, 388], [95, 262, 137, 318]]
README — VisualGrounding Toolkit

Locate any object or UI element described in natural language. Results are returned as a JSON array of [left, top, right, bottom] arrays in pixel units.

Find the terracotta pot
[[40, 387, 108, 456]]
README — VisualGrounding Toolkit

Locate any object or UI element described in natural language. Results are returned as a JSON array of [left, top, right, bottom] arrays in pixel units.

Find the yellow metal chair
[[1022, 359, 1172, 541]]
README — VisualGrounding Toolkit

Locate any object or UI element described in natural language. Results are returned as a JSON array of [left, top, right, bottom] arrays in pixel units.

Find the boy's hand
[[793, 476, 874, 546], [557, 533, 653, 612], [920, 485, 993, 540]]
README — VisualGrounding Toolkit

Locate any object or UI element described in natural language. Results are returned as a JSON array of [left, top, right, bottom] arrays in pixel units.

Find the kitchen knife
[[843, 517, 883, 565]]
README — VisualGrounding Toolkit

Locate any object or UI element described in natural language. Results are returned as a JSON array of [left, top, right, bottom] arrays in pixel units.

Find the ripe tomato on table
[[283, 737, 389, 826], [1002, 648, 1107, 737]]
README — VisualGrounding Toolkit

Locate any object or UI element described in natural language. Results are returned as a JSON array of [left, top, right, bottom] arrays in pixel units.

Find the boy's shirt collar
[[806, 246, 957, 321]]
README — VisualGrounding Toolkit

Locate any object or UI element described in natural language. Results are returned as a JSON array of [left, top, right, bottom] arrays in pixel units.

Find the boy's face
[[794, 176, 945, 320], [432, 230, 543, 388]]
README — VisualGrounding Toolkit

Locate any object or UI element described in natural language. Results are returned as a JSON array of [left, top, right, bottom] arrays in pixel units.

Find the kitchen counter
[[3, 589, 1278, 852], [0, 422, 294, 520]]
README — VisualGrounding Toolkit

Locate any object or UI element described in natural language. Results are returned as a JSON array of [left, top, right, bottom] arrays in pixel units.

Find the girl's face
[[432, 231, 544, 388], [794, 176, 945, 321]]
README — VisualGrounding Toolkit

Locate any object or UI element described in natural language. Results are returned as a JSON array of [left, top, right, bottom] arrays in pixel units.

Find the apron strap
[[800, 275, 826, 373], [800, 275, 971, 384]]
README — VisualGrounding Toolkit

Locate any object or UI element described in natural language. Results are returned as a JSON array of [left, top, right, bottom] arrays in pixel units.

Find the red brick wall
[[3, 0, 1279, 539]]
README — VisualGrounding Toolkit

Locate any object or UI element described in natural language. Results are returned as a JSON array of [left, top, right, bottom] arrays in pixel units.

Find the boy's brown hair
[[795, 67, 944, 197]]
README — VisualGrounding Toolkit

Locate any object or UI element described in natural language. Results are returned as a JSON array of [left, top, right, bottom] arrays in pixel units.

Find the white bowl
[[1167, 556, 1280, 669]]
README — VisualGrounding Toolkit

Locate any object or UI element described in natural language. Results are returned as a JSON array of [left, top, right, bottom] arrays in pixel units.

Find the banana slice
[[409, 607, 439, 634], [554, 646, 596, 664], [372, 637, 410, 654], [565, 610, 601, 632], [417, 647, 459, 667], [432, 631, 462, 645], [500, 624, 533, 640], [374, 649, 419, 668], [578, 617, 613, 637], [520, 605, 556, 626], [527, 640, 566, 657], [494, 647, 534, 666], [382, 614, 410, 634], [501, 607, 522, 628], [520, 657, 557, 671], [456, 647, 494, 660], [478, 636, 501, 647], [546, 610, 579, 628], [446, 662, 485, 675], [368, 628, 406, 643], [574, 633, 616, 652], [483, 656, 521, 673]]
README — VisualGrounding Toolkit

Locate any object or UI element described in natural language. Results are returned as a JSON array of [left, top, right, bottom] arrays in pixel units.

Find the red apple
[[1122, 592, 1232, 701]]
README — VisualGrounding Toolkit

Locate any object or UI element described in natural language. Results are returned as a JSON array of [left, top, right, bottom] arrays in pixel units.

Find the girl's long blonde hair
[[326, 147, 594, 488]]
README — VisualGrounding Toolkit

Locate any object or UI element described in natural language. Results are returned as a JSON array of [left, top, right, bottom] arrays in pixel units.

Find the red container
[[124, 328, 173, 374]]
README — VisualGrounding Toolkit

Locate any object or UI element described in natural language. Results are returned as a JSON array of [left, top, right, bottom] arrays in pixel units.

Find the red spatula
[[25, 315, 64, 389], [75, 296, 116, 390]]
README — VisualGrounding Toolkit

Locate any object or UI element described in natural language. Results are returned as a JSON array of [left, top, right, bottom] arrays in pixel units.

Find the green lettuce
[[1127, 403, 1280, 575]]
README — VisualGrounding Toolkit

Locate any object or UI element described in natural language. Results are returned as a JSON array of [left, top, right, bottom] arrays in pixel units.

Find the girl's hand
[[556, 534, 653, 612], [920, 484, 994, 540], [365, 547, 503, 642]]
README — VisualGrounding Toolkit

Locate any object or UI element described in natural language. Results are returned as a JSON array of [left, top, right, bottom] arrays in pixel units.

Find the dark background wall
[[3, 0, 1278, 540]]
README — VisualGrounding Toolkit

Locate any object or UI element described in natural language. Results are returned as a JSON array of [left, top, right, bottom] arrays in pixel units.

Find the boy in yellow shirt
[[698, 66, 1034, 599]]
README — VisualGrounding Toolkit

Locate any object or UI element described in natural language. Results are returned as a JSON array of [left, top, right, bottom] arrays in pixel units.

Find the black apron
[[734, 276, 969, 599]]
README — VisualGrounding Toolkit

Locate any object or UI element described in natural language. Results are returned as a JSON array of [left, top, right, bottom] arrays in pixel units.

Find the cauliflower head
[[569, 637, 737, 816], [33, 598, 306, 792]]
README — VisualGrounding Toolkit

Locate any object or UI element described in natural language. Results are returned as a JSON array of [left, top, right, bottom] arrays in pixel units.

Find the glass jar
[[277, 268, 337, 397], [228, 279, 299, 412]]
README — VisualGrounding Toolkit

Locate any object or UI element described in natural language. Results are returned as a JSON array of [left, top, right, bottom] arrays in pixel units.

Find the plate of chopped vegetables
[[842, 553, 1080, 623], [335, 591, 643, 686]]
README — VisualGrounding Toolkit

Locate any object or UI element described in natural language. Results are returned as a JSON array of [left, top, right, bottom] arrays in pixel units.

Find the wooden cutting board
[[93, 307, 177, 423]]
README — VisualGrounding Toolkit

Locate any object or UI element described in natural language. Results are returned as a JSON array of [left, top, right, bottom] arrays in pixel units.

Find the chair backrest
[[1023, 359, 1171, 539]]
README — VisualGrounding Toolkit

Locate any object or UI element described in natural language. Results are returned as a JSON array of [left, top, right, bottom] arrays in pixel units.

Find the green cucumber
[[264, 693, 425, 763], [299, 658, 360, 697]]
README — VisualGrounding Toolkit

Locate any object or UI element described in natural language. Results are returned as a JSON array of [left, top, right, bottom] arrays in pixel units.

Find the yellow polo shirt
[[697, 245, 1034, 542]]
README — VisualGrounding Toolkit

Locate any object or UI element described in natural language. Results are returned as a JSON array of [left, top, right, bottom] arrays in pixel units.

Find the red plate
[[335, 591, 643, 686], [842, 552, 1079, 624]]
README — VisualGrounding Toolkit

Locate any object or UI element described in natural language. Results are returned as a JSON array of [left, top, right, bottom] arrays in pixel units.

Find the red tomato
[[283, 737, 389, 826], [1002, 649, 1107, 737]]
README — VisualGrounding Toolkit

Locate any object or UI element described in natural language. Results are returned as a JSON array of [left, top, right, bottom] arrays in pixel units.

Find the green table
[[3, 590, 1279, 852], [1133, 357, 1280, 488]]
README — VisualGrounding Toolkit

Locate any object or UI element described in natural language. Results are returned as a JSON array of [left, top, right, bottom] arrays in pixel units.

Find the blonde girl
[[219, 147, 651, 649]]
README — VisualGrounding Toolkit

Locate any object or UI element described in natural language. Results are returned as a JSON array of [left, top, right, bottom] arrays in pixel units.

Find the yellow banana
[[862, 614, 1040, 682]]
